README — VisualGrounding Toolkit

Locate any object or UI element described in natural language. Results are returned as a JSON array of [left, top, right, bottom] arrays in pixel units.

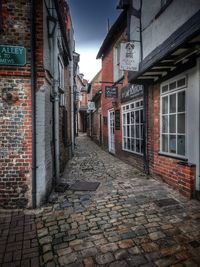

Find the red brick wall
[[148, 84, 195, 198]]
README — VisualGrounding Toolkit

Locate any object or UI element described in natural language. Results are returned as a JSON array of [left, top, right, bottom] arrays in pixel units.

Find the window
[[60, 93, 65, 107], [58, 57, 64, 90], [160, 77, 186, 157], [114, 44, 123, 82], [122, 99, 144, 155]]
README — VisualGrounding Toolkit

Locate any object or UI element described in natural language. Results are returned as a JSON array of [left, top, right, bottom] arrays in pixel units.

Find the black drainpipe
[[31, 0, 37, 208]]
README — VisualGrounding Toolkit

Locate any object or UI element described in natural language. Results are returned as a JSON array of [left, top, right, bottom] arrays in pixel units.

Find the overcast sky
[[68, 0, 120, 81]]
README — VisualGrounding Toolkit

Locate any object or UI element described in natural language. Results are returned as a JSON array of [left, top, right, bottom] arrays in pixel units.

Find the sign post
[[105, 86, 118, 98], [0, 45, 26, 66]]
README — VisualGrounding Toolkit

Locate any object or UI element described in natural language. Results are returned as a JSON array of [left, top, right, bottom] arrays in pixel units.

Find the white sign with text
[[120, 42, 140, 71]]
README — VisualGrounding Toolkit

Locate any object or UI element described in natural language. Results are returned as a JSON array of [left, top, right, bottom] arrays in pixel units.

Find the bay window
[[122, 99, 144, 155], [160, 77, 186, 157]]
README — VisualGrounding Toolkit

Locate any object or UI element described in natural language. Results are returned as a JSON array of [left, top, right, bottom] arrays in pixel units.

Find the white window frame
[[113, 43, 123, 82], [58, 56, 64, 91], [122, 99, 144, 155], [160, 76, 187, 159]]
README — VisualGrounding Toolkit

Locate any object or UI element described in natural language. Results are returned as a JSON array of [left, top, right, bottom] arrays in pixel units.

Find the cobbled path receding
[[1, 134, 200, 267]]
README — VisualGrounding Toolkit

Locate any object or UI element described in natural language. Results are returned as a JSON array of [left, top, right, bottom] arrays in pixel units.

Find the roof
[[96, 10, 127, 59]]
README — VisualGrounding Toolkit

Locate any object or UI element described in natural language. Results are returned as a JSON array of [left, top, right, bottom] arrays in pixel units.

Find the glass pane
[[123, 114, 126, 124], [162, 115, 168, 133], [127, 126, 130, 137], [136, 101, 140, 107], [162, 96, 168, 114], [127, 138, 130, 150], [169, 115, 176, 133], [162, 134, 168, 152], [177, 78, 186, 88], [170, 94, 176, 113], [136, 125, 139, 138], [131, 139, 135, 151], [123, 126, 126, 137], [169, 135, 176, 154], [124, 138, 127, 149], [178, 114, 185, 133], [177, 135, 185, 156], [169, 81, 176, 90], [178, 91, 185, 112], [131, 103, 134, 109], [131, 125, 134, 138], [135, 111, 139, 123], [131, 112, 135, 124], [140, 125, 144, 139], [162, 84, 168, 93], [140, 110, 143, 123], [136, 140, 140, 153], [127, 113, 130, 124]]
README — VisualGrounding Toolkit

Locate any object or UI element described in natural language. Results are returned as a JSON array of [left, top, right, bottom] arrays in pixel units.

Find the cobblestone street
[[1, 134, 200, 266]]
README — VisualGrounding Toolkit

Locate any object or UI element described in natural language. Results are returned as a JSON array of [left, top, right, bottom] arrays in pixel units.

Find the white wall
[[141, 0, 200, 58]]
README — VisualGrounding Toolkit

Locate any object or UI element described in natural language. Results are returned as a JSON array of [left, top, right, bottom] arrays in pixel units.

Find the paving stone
[[95, 252, 115, 265], [83, 257, 95, 267], [118, 239, 134, 249], [149, 231, 166, 241], [109, 260, 129, 267], [114, 249, 129, 260], [58, 253, 77, 266], [100, 243, 118, 253]]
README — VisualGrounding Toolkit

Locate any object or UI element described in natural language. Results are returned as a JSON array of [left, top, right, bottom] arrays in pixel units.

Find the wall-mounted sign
[[88, 101, 95, 111], [105, 86, 118, 98], [120, 41, 140, 71], [0, 45, 26, 66], [121, 84, 143, 103], [115, 109, 120, 130]]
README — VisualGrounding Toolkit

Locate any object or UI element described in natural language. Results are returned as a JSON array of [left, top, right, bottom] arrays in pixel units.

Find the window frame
[[122, 99, 144, 156], [113, 43, 123, 82], [58, 56, 64, 91], [160, 76, 187, 159]]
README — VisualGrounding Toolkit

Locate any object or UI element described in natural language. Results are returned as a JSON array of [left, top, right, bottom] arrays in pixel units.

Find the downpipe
[[70, 60, 75, 155]]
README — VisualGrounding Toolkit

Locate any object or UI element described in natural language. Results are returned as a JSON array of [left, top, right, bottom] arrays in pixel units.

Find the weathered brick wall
[[0, 1, 33, 208], [148, 84, 195, 198]]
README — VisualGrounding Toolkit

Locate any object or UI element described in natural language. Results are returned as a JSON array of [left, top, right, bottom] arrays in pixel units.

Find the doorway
[[108, 109, 115, 154]]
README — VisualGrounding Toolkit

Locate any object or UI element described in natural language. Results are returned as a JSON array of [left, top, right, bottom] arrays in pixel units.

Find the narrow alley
[[1, 135, 200, 267]]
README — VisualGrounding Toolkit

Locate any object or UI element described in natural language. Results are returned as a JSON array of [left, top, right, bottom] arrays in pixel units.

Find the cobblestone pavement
[[1, 134, 200, 267]]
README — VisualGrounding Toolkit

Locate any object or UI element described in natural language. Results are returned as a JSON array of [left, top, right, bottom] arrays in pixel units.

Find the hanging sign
[[105, 86, 118, 98], [88, 101, 95, 111], [0, 45, 26, 66], [121, 84, 143, 103], [120, 42, 140, 71]]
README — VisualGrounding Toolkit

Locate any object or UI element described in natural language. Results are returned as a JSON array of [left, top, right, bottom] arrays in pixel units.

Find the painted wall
[[141, 0, 200, 58]]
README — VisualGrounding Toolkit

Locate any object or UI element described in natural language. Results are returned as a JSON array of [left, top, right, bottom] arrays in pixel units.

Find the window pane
[[140, 110, 143, 123], [136, 125, 139, 138], [162, 96, 168, 114], [178, 91, 185, 112], [177, 135, 185, 156], [127, 126, 130, 137], [162, 135, 168, 152], [169, 114, 176, 133], [127, 138, 130, 150], [131, 139, 135, 151], [136, 140, 140, 153], [162, 115, 168, 133], [169, 81, 176, 90], [135, 111, 139, 123], [169, 135, 176, 154], [162, 84, 168, 93], [124, 138, 127, 149], [177, 114, 185, 133], [170, 94, 176, 113], [131, 125, 134, 138], [123, 126, 126, 137], [123, 114, 126, 124], [131, 112, 135, 124], [127, 113, 130, 124], [177, 78, 186, 88], [140, 125, 144, 138]]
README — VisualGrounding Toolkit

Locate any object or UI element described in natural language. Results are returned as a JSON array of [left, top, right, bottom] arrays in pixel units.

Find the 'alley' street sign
[[0, 45, 26, 66], [120, 41, 140, 71]]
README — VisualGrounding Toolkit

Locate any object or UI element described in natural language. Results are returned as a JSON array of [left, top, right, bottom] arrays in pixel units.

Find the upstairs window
[[160, 77, 186, 158], [114, 44, 123, 82], [58, 56, 64, 90]]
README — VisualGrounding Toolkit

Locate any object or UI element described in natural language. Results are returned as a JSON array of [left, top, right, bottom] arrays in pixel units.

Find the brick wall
[[148, 84, 195, 198]]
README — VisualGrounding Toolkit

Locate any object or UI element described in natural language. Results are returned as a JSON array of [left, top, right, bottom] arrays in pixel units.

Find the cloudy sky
[[68, 0, 120, 81]]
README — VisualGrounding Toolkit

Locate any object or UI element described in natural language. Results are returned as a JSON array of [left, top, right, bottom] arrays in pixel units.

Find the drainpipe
[[31, 0, 37, 208], [70, 59, 75, 154], [54, 81, 60, 181], [143, 84, 149, 174]]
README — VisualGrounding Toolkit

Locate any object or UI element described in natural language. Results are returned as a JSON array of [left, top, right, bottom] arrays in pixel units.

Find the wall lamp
[[47, 15, 57, 38]]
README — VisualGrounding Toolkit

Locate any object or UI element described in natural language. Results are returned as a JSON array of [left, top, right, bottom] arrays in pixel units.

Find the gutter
[[31, 0, 37, 208]]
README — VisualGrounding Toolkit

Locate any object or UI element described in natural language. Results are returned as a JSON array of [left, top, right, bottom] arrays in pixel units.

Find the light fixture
[[47, 15, 57, 38]]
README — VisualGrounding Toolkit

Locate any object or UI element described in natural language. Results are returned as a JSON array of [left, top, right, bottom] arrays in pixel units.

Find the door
[[108, 109, 115, 153]]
